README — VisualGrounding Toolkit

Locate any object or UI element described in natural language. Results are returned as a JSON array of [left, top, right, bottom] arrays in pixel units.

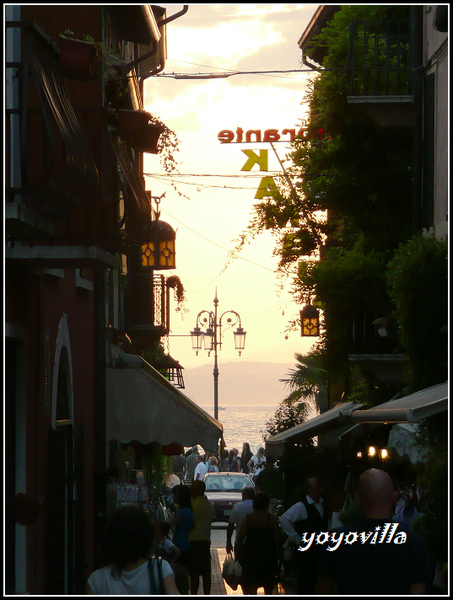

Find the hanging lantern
[[141, 220, 176, 270], [203, 327, 215, 353], [300, 304, 320, 337], [233, 326, 247, 355], [190, 326, 203, 355], [153, 355, 185, 388]]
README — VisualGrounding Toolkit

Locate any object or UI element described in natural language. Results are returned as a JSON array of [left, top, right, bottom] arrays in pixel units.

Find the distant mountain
[[182, 361, 291, 407]]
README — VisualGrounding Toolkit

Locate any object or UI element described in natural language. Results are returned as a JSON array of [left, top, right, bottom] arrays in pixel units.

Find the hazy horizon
[[182, 360, 293, 407]]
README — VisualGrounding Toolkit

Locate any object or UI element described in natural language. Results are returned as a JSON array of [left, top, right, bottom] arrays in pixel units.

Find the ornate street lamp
[[190, 289, 246, 419], [300, 303, 320, 337]]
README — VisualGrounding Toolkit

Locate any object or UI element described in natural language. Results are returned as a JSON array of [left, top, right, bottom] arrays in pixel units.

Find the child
[[155, 521, 181, 567], [208, 456, 219, 472]]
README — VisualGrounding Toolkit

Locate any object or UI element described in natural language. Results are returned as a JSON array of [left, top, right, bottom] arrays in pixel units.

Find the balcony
[[126, 273, 170, 349], [343, 19, 413, 128], [345, 304, 407, 384]]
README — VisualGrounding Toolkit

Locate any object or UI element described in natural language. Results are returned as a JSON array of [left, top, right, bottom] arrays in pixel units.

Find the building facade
[[5, 5, 207, 594]]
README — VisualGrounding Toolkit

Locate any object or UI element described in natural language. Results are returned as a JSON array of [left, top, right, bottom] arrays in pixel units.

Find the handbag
[[148, 556, 166, 595], [222, 552, 242, 591]]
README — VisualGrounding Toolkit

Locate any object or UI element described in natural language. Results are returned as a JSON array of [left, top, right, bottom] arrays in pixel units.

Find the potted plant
[[166, 275, 188, 314], [117, 109, 164, 154], [58, 31, 100, 80]]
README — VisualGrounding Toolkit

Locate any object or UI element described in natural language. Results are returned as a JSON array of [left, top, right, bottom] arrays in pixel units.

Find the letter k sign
[[241, 150, 268, 171]]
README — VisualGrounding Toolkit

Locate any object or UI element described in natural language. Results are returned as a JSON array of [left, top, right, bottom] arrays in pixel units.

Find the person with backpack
[[86, 505, 179, 595]]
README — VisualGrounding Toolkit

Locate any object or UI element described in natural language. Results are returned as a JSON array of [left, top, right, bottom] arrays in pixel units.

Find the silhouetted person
[[280, 476, 328, 594], [188, 480, 215, 594], [236, 492, 282, 595], [240, 442, 253, 474], [316, 468, 431, 595], [86, 505, 179, 595], [184, 446, 199, 483], [226, 486, 255, 555]]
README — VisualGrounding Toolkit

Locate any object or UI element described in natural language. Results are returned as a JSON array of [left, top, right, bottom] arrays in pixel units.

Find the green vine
[[166, 275, 188, 315], [386, 234, 448, 390]]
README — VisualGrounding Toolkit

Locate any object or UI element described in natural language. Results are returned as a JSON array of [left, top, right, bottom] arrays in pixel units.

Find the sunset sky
[[143, 4, 320, 383]]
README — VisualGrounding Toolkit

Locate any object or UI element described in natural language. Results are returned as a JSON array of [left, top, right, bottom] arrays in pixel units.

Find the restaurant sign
[[218, 125, 324, 199]]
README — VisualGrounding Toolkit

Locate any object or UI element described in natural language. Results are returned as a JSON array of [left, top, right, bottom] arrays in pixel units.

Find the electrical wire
[[149, 177, 260, 191], [160, 58, 319, 80], [144, 172, 283, 178], [158, 207, 275, 273], [145, 171, 286, 191]]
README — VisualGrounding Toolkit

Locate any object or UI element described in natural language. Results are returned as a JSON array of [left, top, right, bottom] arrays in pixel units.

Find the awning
[[351, 382, 448, 423], [387, 423, 428, 465], [106, 345, 223, 451], [265, 401, 362, 457]]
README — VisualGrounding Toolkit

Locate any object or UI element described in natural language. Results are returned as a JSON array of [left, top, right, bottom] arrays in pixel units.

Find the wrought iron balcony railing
[[126, 273, 170, 342], [343, 20, 412, 97]]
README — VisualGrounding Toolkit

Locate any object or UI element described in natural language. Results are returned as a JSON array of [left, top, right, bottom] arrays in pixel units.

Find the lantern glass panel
[[190, 327, 203, 352], [302, 317, 319, 336], [203, 328, 214, 352], [141, 242, 156, 268], [158, 239, 175, 268]]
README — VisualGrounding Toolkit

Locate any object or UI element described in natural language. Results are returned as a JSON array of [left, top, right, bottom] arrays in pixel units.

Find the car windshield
[[205, 476, 251, 492]]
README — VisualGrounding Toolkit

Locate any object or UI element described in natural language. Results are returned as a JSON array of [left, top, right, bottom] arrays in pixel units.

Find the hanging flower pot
[[59, 36, 100, 80], [117, 109, 163, 154]]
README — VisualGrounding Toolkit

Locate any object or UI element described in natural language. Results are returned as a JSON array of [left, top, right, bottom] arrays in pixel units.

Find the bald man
[[315, 469, 431, 595]]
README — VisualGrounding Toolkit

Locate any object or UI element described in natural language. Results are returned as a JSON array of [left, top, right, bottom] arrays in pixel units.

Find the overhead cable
[[155, 68, 320, 79], [159, 208, 274, 273]]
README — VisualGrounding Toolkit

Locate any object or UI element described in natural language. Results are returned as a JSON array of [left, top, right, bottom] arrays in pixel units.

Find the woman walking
[[86, 505, 179, 595], [236, 492, 282, 595]]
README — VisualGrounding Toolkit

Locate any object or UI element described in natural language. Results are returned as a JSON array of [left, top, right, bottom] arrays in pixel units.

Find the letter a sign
[[254, 177, 278, 199]]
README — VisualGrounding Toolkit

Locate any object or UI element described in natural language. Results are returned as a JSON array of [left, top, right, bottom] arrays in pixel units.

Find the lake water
[[200, 403, 279, 454]]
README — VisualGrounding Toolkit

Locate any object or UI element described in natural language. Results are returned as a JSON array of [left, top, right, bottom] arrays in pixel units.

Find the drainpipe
[[93, 266, 107, 564], [158, 5, 189, 27], [140, 5, 189, 86], [302, 54, 322, 71]]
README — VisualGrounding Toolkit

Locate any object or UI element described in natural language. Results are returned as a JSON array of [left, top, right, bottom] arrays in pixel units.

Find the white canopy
[[265, 401, 362, 457], [106, 345, 223, 451], [351, 382, 448, 423], [387, 423, 428, 464]]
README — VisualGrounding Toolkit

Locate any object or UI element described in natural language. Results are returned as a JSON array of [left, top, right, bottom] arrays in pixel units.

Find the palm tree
[[263, 353, 328, 439], [280, 353, 328, 416]]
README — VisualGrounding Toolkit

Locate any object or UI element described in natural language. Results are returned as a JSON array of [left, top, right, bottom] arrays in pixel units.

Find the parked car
[[203, 472, 255, 522]]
